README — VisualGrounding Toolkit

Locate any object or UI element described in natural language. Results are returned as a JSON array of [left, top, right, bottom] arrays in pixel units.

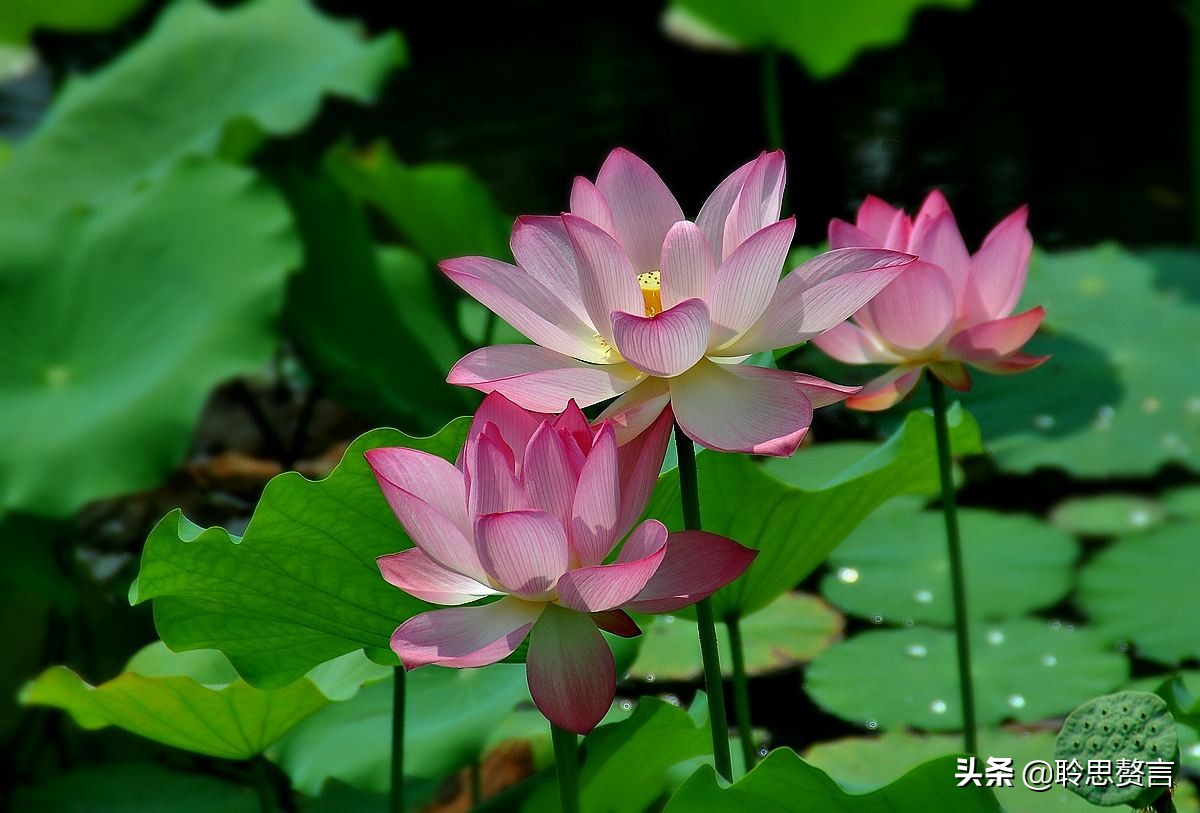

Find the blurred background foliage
[[0, 0, 1196, 810]]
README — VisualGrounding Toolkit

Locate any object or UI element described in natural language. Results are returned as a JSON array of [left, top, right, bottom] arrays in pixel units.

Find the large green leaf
[[663, 750, 1001, 812], [131, 421, 469, 688], [645, 405, 982, 618], [0, 159, 298, 517], [12, 763, 261, 813], [0, 0, 403, 215], [663, 0, 973, 79], [328, 141, 511, 263], [19, 642, 350, 759], [1079, 523, 1200, 664], [0, 0, 147, 44], [822, 508, 1078, 625], [629, 592, 842, 681], [280, 170, 469, 429], [948, 245, 1200, 476], [270, 664, 529, 796], [1048, 494, 1166, 536], [805, 620, 1129, 731]]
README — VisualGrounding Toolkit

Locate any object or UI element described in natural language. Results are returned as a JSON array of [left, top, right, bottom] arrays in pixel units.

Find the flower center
[[637, 270, 662, 317]]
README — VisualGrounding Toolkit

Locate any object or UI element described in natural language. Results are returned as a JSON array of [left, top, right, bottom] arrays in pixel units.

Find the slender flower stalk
[[929, 377, 977, 754], [673, 424, 733, 781], [391, 667, 405, 813], [726, 615, 756, 771], [551, 724, 581, 813]]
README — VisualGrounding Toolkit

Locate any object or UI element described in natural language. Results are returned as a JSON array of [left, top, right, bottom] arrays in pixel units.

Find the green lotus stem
[[928, 377, 978, 755], [391, 667, 405, 813], [726, 615, 757, 771], [762, 49, 784, 151], [251, 756, 276, 813], [551, 724, 581, 813], [673, 423, 735, 782]]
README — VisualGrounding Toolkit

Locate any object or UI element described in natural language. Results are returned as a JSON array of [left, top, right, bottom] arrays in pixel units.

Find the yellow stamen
[[637, 270, 662, 316]]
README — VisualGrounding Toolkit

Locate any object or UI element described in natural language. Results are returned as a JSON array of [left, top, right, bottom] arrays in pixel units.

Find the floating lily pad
[[132, 421, 468, 687], [664, 750, 1001, 812], [805, 619, 1129, 731], [1049, 494, 1166, 536], [1079, 523, 1200, 664], [822, 509, 1077, 626], [628, 593, 843, 681]]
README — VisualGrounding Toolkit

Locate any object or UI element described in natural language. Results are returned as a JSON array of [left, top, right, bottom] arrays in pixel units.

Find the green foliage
[[629, 592, 843, 681], [20, 642, 341, 759], [1049, 494, 1166, 536], [131, 421, 470, 688], [0, 0, 148, 44], [663, 0, 973, 78], [664, 750, 1001, 812], [1079, 522, 1200, 663], [1054, 692, 1178, 808], [805, 619, 1129, 731], [645, 405, 982, 618], [270, 665, 528, 796], [0, 159, 298, 517], [11, 763, 262, 812], [822, 508, 1078, 625]]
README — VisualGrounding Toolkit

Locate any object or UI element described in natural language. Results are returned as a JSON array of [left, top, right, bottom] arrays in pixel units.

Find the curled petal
[[468, 433, 527, 517], [855, 195, 909, 246], [969, 352, 1049, 375], [365, 447, 470, 537], [562, 213, 644, 342], [707, 217, 796, 348], [527, 605, 615, 734], [964, 206, 1032, 322], [463, 392, 547, 472], [812, 321, 903, 364], [694, 155, 757, 259], [660, 220, 717, 309], [475, 510, 570, 597], [556, 538, 667, 613], [669, 359, 815, 456], [523, 422, 580, 527], [910, 209, 971, 304], [611, 298, 710, 378], [722, 150, 786, 259], [448, 345, 643, 412], [570, 423, 621, 566], [612, 408, 674, 541], [623, 531, 757, 614], [845, 365, 925, 412], [391, 598, 543, 669], [377, 548, 498, 606], [594, 148, 685, 272], [569, 177, 617, 238], [616, 519, 669, 563], [510, 216, 591, 323], [947, 306, 1045, 364]]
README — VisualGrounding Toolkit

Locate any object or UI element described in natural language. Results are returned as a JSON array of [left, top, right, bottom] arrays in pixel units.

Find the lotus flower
[[814, 192, 1049, 410], [367, 393, 756, 734], [442, 149, 915, 456]]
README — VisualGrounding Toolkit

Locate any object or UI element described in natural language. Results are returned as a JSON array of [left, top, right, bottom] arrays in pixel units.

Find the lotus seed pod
[[1054, 691, 1179, 808]]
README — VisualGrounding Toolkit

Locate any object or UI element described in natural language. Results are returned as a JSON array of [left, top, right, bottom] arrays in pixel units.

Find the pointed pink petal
[[391, 598, 543, 669], [812, 321, 902, 364], [861, 260, 958, 353], [615, 519, 669, 563], [720, 247, 914, 355], [569, 177, 617, 237], [527, 606, 614, 734], [448, 345, 643, 412], [523, 422, 579, 528], [441, 257, 607, 362], [660, 221, 717, 309], [570, 423, 621, 566], [964, 206, 1032, 322], [594, 377, 671, 445], [468, 433, 527, 517], [612, 408, 674, 540], [367, 457, 487, 582], [365, 447, 470, 537], [915, 189, 951, 221], [694, 155, 757, 259], [556, 537, 667, 612], [947, 306, 1045, 363], [930, 361, 971, 391], [552, 400, 593, 455], [611, 298, 710, 378], [377, 548, 498, 606], [829, 218, 875, 249], [669, 359, 814, 456], [594, 148, 685, 272], [722, 150, 785, 259], [707, 217, 796, 348], [510, 216, 591, 323], [792, 374, 861, 408], [845, 365, 925, 412], [562, 213, 644, 341], [969, 352, 1050, 375], [623, 531, 757, 614], [910, 210, 971, 305], [462, 392, 547, 472], [474, 510, 569, 597], [591, 609, 642, 638]]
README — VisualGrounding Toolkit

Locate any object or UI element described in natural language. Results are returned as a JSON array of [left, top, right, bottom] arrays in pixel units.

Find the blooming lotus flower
[[814, 192, 1049, 410], [367, 393, 756, 734], [442, 149, 915, 456]]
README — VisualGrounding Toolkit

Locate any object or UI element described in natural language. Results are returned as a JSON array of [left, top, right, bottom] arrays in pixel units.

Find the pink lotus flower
[[815, 192, 1049, 411], [442, 149, 915, 456], [367, 393, 756, 734]]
